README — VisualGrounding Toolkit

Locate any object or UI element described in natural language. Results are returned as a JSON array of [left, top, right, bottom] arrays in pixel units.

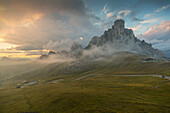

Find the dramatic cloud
[[138, 20, 170, 50], [0, 0, 169, 58], [0, 0, 100, 51], [101, 9, 132, 30], [43, 39, 73, 51], [0, 38, 17, 49]]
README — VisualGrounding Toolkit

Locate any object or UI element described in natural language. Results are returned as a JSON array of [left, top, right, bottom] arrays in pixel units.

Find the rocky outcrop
[[70, 41, 83, 58], [86, 19, 164, 58], [71, 41, 83, 51], [48, 51, 56, 55], [39, 51, 56, 59]]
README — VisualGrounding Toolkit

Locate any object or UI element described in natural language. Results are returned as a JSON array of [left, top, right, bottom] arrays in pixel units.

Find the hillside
[[0, 52, 170, 113], [9, 52, 170, 82], [0, 19, 170, 113]]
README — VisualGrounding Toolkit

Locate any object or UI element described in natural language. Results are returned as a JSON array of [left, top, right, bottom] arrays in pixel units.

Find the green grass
[[0, 75, 170, 113], [0, 61, 46, 82], [0, 52, 170, 113]]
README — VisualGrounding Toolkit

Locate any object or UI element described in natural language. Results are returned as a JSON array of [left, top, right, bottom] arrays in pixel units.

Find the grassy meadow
[[0, 74, 170, 113], [0, 52, 170, 113]]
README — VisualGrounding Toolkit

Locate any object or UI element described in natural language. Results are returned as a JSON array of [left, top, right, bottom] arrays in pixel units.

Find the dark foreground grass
[[0, 75, 170, 113]]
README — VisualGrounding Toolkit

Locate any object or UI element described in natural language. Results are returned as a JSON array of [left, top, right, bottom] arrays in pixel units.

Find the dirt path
[[116, 74, 170, 79], [74, 74, 103, 81], [74, 74, 170, 81]]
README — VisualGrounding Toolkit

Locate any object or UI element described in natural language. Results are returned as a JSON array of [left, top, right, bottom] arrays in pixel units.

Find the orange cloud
[[106, 11, 116, 19], [0, 38, 18, 49], [102, 4, 109, 14], [0, 49, 46, 59], [20, 13, 43, 27], [129, 25, 142, 31], [138, 20, 170, 50], [143, 20, 170, 36]]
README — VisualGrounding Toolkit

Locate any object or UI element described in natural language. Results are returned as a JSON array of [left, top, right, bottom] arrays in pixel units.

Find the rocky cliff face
[[86, 19, 164, 58]]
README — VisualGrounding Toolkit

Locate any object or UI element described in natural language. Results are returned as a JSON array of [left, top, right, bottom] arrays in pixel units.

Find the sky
[[0, 0, 169, 59]]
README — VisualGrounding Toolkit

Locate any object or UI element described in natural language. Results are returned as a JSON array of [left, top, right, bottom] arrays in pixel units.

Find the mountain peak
[[113, 19, 125, 29], [85, 19, 164, 58], [71, 41, 83, 51]]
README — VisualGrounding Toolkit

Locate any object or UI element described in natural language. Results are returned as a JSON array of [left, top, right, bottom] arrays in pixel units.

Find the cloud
[[101, 9, 132, 30], [101, 19, 114, 30], [141, 20, 170, 39], [155, 5, 170, 12], [106, 11, 116, 19], [0, 49, 47, 58], [102, 4, 110, 14], [133, 0, 170, 9], [101, 9, 131, 29], [117, 10, 131, 19], [129, 25, 142, 31], [142, 5, 169, 23], [140, 18, 159, 24], [152, 40, 170, 50], [144, 14, 154, 19], [132, 17, 143, 22], [43, 39, 73, 51], [0, 39, 18, 49], [129, 12, 143, 22], [0, 0, 100, 52], [82, 45, 118, 59], [138, 20, 170, 50]]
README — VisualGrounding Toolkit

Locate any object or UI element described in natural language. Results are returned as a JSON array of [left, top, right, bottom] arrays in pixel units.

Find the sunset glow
[[0, 0, 169, 59]]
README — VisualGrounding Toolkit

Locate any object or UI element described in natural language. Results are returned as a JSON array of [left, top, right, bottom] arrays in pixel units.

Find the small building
[[162, 75, 165, 78], [16, 85, 21, 88], [144, 58, 156, 62]]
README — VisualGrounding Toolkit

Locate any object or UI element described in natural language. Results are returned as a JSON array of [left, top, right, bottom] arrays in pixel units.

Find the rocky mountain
[[85, 19, 164, 58], [39, 19, 165, 60], [71, 41, 83, 51], [70, 41, 83, 58]]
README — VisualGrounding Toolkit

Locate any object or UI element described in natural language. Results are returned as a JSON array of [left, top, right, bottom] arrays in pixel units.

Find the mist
[[37, 54, 75, 64]]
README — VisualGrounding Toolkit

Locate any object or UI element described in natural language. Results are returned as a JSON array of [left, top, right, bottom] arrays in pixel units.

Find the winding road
[[74, 74, 170, 81]]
